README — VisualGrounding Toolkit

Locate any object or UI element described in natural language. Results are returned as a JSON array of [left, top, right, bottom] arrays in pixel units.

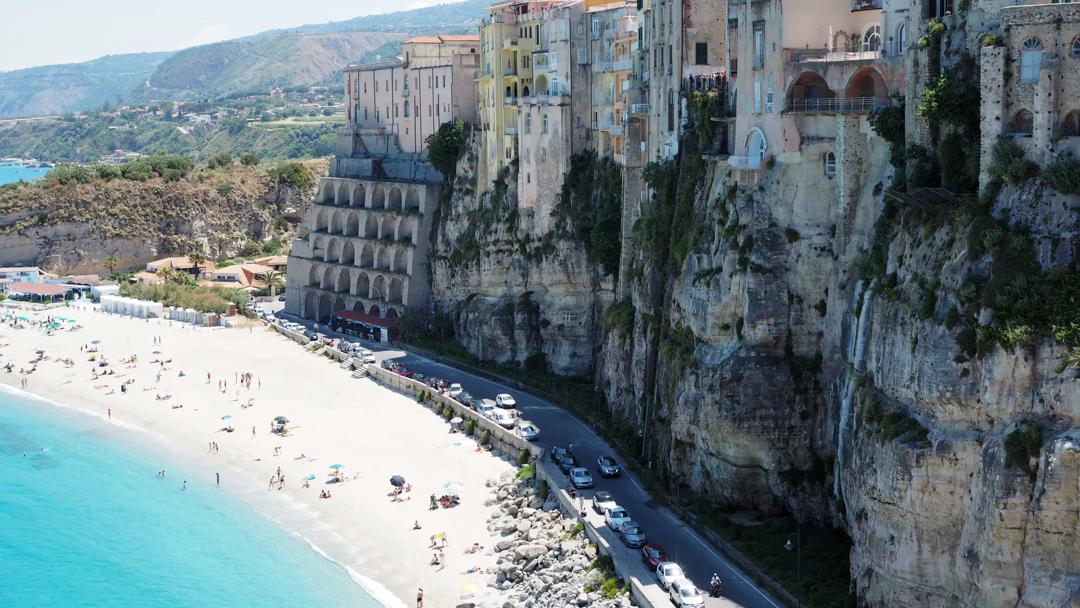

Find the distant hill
[[0, 0, 488, 119], [132, 31, 404, 102], [0, 53, 173, 119]]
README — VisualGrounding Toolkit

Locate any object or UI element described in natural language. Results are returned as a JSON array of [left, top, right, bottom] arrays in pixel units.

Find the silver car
[[669, 577, 704, 607], [621, 521, 647, 548], [518, 420, 540, 441]]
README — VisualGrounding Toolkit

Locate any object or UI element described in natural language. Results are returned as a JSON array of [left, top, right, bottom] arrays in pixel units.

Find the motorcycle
[[710, 578, 722, 597]]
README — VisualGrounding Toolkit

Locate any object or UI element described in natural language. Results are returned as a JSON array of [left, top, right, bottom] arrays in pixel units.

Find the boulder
[[514, 544, 548, 561]]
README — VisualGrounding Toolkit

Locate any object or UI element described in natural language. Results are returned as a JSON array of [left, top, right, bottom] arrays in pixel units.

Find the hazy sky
[[0, 0, 442, 72]]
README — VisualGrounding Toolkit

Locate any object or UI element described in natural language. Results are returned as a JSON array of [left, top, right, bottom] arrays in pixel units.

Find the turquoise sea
[[0, 164, 49, 186], [0, 389, 382, 608]]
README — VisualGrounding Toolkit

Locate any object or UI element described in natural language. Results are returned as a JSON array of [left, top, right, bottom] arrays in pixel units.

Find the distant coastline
[[0, 159, 51, 185]]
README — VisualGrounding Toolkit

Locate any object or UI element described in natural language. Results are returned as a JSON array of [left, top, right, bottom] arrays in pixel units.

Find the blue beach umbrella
[[304, 474, 317, 481], [328, 464, 344, 470], [221, 415, 232, 420]]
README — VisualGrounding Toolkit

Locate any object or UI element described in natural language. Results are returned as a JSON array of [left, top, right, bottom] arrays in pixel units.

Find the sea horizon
[[0, 386, 385, 608], [0, 163, 49, 186]]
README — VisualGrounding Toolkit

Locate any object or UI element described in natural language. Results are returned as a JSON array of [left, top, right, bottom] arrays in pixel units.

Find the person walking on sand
[[107, 408, 111, 421], [251, 426, 256, 438], [182, 480, 187, 491], [416, 588, 423, 608]]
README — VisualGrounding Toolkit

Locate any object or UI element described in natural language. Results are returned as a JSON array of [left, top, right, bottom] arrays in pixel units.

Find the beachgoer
[[416, 588, 423, 608], [251, 426, 256, 438], [413, 520, 422, 530], [216, 472, 220, 487], [107, 408, 111, 421], [182, 481, 187, 491]]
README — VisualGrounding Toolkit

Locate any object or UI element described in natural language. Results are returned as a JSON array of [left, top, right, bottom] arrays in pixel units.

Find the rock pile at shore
[[484, 472, 630, 608]]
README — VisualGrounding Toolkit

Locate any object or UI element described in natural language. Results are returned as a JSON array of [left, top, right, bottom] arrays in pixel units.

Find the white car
[[592, 490, 616, 514], [491, 409, 518, 429], [604, 505, 630, 532], [569, 467, 594, 489], [669, 577, 704, 607], [655, 562, 685, 590], [449, 383, 464, 398], [475, 400, 496, 420], [518, 420, 540, 441], [361, 352, 377, 365], [494, 393, 517, 408]]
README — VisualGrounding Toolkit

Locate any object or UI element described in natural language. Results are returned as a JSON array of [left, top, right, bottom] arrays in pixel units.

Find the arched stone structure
[[355, 272, 371, 298], [330, 210, 344, 235], [372, 184, 386, 209], [1009, 109, 1034, 136], [381, 216, 396, 241], [360, 243, 375, 268], [320, 266, 334, 290], [786, 71, 835, 111], [1060, 110, 1080, 137], [315, 208, 330, 232], [341, 240, 356, 266], [333, 295, 346, 315], [344, 212, 360, 237], [335, 268, 352, 293], [364, 214, 379, 239], [305, 291, 319, 320], [376, 245, 392, 271], [317, 293, 332, 322], [398, 216, 416, 244], [388, 277, 404, 304], [393, 248, 409, 274], [388, 187, 402, 211], [386, 308, 399, 322], [351, 183, 366, 207], [405, 187, 421, 212], [307, 264, 322, 286], [325, 238, 341, 264], [844, 67, 888, 100], [372, 275, 387, 301], [351, 301, 365, 312], [335, 181, 348, 205], [319, 181, 334, 204], [369, 304, 382, 317]]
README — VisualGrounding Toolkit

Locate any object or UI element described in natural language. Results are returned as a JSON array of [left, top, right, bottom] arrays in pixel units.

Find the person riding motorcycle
[[710, 573, 722, 597]]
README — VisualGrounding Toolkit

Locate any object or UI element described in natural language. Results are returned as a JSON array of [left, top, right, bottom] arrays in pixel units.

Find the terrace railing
[[784, 96, 890, 114]]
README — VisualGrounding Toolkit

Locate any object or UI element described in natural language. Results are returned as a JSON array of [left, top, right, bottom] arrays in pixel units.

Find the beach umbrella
[[304, 474, 317, 481], [329, 464, 344, 470], [221, 415, 232, 420], [443, 481, 464, 495], [389, 475, 406, 487], [273, 416, 289, 424], [90, 339, 101, 344], [450, 417, 463, 425]]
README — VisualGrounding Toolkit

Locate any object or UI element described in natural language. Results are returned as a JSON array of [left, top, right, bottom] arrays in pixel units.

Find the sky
[[0, 0, 442, 72]]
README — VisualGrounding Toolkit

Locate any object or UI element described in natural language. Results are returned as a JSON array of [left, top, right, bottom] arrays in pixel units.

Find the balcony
[[503, 39, 517, 49], [613, 59, 633, 72], [851, 0, 883, 10], [505, 126, 518, 136], [790, 48, 882, 64], [504, 68, 518, 77], [401, 88, 410, 98], [630, 103, 650, 115], [784, 96, 890, 114], [728, 156, 762, 170]]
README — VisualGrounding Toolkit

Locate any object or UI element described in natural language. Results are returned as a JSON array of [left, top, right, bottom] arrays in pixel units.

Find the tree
[[268, 162, 314, 191], [187, 251, 208, 280], [162, 101, 174, 121], [264, 269, 283, 298], [240, 153, 260, 167], [103, 255, 119, 277], [425, 119, 465, 181]]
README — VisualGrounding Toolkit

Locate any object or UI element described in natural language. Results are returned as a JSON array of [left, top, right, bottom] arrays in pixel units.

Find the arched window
[[1072, 36, 1080, 58], [525, 114, 532, 134], [825, 152, 837, 178], [541, 115, 549, 134], [1062, 110, 1080, 137], [864, 26, 882, 53], [1021, 38, 1044, 84], [895, 23, 907, 55], [1008, 109, 1034, 136], [747, 128, 767, 167]]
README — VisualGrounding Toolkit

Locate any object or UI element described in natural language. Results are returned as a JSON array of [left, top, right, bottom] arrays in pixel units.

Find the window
[[542, 115, 549, 134], [525, 114, 532, 134], [403, 103, 410, 118], [766, 89, 774, 113], [1072, 36, 1080, 58], [695, 42, 708, 65], [1062, 110, 1080, 137], [1021, 38, 1044, 84], [753, 22, 765, 69], [754, 79, 762, 113], [895, 23, 907, 55], [1009, 109, 1034, 136], [825, 152, 837, 178], [864, 26, 881, 52]]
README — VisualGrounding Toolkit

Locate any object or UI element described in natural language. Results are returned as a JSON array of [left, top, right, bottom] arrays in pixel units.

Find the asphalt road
[[272, 310, 784, 608]]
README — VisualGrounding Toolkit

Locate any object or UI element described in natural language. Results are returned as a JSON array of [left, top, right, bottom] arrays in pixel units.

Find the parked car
[[303, 329, 317, 340], [494, 393, 517, 408], [518, 420, 540, 441], [621, 521, 647, 548], [668, 577, 704, 608], [475, 400, 496, 420], [278, 294, 286, 301], [361, 351, 377, 365], [597, 456, 621, 478], [549, 446, 569, 464], [655, 562, 684, 590], [448, 383, 464, 398], [605, 505, 630, 532], [458, 392, 475, 408], [395, 366, 415, 379], [641, 544, 669, 569], [491, 409, 518, 429], [593, 491, 616, 515], [558, 455, 579, 475], [569, 467, 594, 489]]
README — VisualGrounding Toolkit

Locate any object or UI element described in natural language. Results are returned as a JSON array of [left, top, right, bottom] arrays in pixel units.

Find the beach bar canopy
[[5, 282, 73, 303], [330, 310, 391, 343]]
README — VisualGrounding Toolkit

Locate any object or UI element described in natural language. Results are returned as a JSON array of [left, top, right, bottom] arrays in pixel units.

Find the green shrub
[[1042, 158, 1080, 195], [119, 281, 246, 314], [207, 153, 233, 169], [570, 522, 585, 537], [519, 448, 532, 465], [989, 137, 1037, 185], [602, 300, 635, 335], [425, 119, 465, 181], [240, 153, 260, 166], [944, 306, 960, 329], [480, 429, 491, 446], [268, 161, 314, 191], [516, 463, 535, 480], [45, 164, 95, 185], [465, 419, 476, 436], [784, 227, 801, 244], [536, 478, 550, 499]]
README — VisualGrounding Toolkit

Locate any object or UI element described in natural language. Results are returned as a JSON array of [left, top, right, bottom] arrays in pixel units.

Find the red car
[[641, 544, 669, 569], [395, 366, 415, 379]]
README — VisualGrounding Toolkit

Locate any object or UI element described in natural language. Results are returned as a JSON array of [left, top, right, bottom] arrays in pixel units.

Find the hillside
[[132, 31, 404, 102], [0, 53, 172, 119], [279, 0, 487, 36]]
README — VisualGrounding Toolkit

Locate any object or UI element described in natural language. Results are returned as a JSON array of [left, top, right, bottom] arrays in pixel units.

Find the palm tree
[[103, 255, 119, 278], [187, 251, 208, 280], [264, 269, 283, 298]]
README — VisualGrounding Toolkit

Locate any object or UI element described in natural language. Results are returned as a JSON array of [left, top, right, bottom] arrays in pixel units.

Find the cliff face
[[0, 162, 320, 274], [429, 137, 615, 376]]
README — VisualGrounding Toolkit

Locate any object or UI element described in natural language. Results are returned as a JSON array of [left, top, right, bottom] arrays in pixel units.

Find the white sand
[[0, 304, 514, 608]]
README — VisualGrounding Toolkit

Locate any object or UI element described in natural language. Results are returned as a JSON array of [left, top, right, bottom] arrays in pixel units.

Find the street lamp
[[784, 527, 802, 607]]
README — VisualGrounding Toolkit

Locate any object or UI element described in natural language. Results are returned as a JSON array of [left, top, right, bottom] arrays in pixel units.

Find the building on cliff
[[344, 35, 480, 155]]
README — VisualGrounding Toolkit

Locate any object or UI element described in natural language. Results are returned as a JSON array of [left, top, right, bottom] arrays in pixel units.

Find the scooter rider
[[710, 573, 722, 596]]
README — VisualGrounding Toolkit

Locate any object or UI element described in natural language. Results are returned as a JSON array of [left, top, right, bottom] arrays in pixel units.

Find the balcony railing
[[613, 59, 633, 71], [630, 103, 650, 115], [852, 0, 883, 10], [784, 96, 890, 114], [790, 49, 882, 63], [728, 156, 762, 170]]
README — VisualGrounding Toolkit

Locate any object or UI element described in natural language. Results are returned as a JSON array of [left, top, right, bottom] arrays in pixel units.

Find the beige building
[[345, 35, 480, 154], [979, 1, 1080, 189]]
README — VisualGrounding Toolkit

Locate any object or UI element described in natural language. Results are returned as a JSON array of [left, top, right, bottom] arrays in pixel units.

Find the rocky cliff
[[0, 161, 321, 274]]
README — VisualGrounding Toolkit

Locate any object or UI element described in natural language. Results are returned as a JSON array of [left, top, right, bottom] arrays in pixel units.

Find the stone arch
[[364, 213, 379, 239], [372, 274, 387, 301], [535, 74, 548, 94], [368, 303, 382, 317], [319, 180, 334, 204], [360, 242, 375, 268], [312, 235, 328, 260], [1061, 110, 1080, 137], [355, 271, 371, 298], [376, 245, 392, 271], [351, 300, 365, 312], [330, 210, 345, 235], [325, 238, 341, 263], [351, 182, 366, 207], [335, 268, 352, 293], [314, 208, 330, 232], [335, 181, 348, 205], [388, 277, 404, 304], [844, 67, 888, 100], [333, 295, 346, 316], [386, 308, 399, 322], [397, 216, 416, 244], [393, 248, 409, 274], [307, 264, 322, 286], [344, 212, 360, 237], [320, 265, 334, 290], [388, 187, 403, 211], [341, 240, 356, 266], [405, 186, 421, 212], [304, 290, 318, 320], [372, 184, 386, 209], [786, 71, 835, 112], [1009, 109, 1034, 136], [317, 294, 333, 322], [381, 215, 397, 241], [523, 85, 531, 97]]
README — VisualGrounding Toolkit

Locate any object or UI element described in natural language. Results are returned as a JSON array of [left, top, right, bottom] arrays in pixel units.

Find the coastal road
[[273, 312, 784, 608]]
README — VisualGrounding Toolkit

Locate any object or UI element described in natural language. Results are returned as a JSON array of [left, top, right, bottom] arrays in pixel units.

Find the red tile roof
[[6, 282, 70, 297]]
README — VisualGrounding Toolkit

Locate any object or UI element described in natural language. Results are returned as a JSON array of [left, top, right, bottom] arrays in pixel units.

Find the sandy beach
[[0, 303, 515, 608]]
